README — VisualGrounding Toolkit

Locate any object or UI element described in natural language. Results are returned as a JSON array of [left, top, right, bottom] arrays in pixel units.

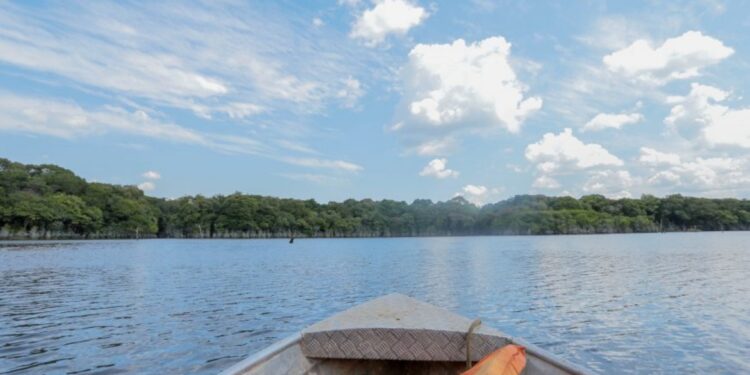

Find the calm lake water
[[1, 233, 749, 374]]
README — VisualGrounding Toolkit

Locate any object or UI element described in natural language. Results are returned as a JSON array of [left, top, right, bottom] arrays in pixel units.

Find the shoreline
[[0, 228, 728, 241]]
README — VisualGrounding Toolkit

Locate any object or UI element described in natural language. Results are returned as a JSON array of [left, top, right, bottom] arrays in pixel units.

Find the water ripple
[[1, 234, 749, 374]]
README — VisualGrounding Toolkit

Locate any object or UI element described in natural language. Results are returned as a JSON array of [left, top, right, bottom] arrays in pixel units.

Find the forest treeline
[[2, 157, 750, 239]]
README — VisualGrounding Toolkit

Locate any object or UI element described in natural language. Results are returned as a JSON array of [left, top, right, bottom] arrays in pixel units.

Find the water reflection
[[1, 234, 749, 374]]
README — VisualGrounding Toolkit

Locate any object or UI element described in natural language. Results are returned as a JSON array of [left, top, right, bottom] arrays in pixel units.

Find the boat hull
[[221, 294, 592, 375]]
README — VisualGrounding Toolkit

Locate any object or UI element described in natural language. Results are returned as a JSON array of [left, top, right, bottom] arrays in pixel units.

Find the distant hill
[[2, 157, 750, 239]]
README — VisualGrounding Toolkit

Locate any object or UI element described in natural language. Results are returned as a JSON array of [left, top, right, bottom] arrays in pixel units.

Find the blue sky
[[2, 0, 750, 204]]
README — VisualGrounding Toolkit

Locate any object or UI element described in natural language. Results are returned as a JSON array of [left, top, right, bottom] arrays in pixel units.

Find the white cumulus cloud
[[463, 184, 487, 196], [704, 109, 750, 148], [674, 157, 748, 188], [454, 184, 502, 206], [525, 128, 623, 172], [404, 37, 542, 133], [394, 36, 541, 155], [664, 83, 728, 127], [532, 175, 561, 189], [638, 147, 750, 192], [638, 147, 681, 166], [137, 181, 156, 192], [350, 0, 428, 46], [583, 170, 637, 199], [665, 83, 750, 148], [142, 170, 161, 180], [647, 157, 750, 193], [525, 128, 624, 193], [603, 31, 733, 85], [419, 158, 459, 179], [647, 170, 681, 185], [583, 112, 643, 131]]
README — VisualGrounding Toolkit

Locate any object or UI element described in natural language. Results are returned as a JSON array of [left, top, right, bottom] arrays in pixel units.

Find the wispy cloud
[[0, 2, 375, 176], [278, 173, 347, 186], [0, 1, 374, 116], [0, 93, 362, 173], [281, 157, 363, 172], [0, 94, 219, 146]]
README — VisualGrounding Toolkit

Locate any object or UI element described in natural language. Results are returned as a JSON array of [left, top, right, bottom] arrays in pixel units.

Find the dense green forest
[[2, 157, 750, 239]]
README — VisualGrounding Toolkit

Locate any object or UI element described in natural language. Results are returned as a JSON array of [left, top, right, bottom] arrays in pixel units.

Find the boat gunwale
[[509, 336, 592, 375], [218, 333, 302, 375]]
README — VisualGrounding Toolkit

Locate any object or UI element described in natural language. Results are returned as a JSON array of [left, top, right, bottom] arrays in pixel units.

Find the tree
[[3, 157, 750, 239]]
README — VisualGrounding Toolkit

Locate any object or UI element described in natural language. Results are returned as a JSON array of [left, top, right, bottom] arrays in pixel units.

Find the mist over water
[[1, 233, 749, 374]]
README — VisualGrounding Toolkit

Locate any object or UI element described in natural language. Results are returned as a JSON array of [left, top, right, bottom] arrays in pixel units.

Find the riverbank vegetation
[[2, 158, 750, 239]]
